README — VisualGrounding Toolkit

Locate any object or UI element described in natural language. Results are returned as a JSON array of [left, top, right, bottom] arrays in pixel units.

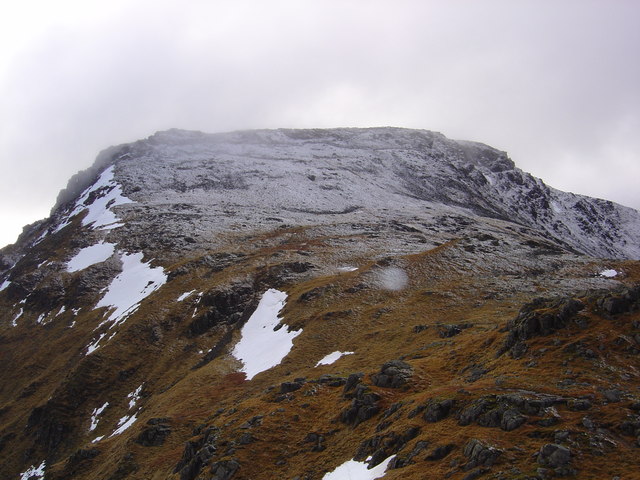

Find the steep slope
[[0, 127, 639, 480]]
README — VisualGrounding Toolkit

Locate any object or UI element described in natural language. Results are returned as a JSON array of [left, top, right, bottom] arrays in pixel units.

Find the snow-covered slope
[[34, 127, 640, 261]]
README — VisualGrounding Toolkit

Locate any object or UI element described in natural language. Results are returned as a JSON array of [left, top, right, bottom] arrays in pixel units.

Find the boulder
[[343, 372, 364, 395], [463, 439, 503, 468], [424, 399, 455, 423], [537, 443, 571, 468], [371, 360, 413, 388], [210, 459, 240, 480], [500, 408, 527, 432], [425, 443, 456, 461], [567, 398, 592, 411]]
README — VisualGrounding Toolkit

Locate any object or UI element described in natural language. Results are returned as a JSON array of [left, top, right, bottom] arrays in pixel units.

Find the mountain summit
[[1, 128, 639, 480]]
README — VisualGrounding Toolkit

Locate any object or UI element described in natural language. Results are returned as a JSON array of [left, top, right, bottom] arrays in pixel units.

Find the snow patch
[[0, 279, 10, 291], [91, 435, 104, 444], [232, 289, 301, 380], [316, 351, 354, 367], [89, 402, 109, 431], [191, 292, 203, 317], [12, 308, 24, 327], [85, 332, 108, 355], [338, 266, 358, 272], [66, 242, 116, 272], [110, 411, 138, 437], [177, 290, 196, 302], [599, 269, 618, 278], [19, 461, 46, 480], [127, 384, 143, 409], [95, 252, 166, 329], [322, 455, 395, 480], [54, 306, 66, 317]]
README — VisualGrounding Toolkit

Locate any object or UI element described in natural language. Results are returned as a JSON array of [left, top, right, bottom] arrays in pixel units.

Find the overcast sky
[[1, 0, 638, 247]]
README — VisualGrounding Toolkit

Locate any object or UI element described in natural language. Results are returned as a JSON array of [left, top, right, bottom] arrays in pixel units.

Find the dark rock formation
[[371, 360, 413, 388], [340, 384, 381, 427], [135, 418, 171, 446], [499, 296, 584, 358]]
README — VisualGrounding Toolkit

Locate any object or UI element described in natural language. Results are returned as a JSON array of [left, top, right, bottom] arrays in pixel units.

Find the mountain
[[1, 127, 639, 480]]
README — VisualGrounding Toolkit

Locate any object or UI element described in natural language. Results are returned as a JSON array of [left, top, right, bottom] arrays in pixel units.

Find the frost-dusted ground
[[322, 456, 395, 480], [78, 127, 640, 261], [232, 289, 301, 380], [66, 242, 115, 272]]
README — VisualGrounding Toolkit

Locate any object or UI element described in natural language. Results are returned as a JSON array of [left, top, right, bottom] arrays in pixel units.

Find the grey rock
[[500, 408, 527, 432], [438, 324, 462, 338], [425, 443, 456, 461], [340, 385, 380, 427], [371, 360, 413, 388], [210, 459, 240, 480], [280, 381, 304, 394], [499, 297, 584, 357], [389, 440, 430, 469], [463, 438, 503, 468], [135, 420, 171, 447], [602, 389, 622, 403], [537, 443, 571, 468], [424, 398, 455, 423], [567, 398, 592, 411], [343, 372, 364, 395]]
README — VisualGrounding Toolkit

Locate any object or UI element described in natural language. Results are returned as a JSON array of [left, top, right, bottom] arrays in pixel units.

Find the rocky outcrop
[[355, 427, 421, 467], [188, 284, 256, 337], [340, 384, 381, 427], [498, 296, 585, 358], [463, 438, 503, 468], [423, 398, 455, 423], [135, 418, 171, 446], [209, 459, 240, 480], [536, 444, 574, 476], [174, 428, 220, 480], [597, 285, 640, 316], [371, 360, 413, 388]]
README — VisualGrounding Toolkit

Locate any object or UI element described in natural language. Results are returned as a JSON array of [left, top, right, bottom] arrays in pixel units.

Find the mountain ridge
[[1, 127, 639, 480]]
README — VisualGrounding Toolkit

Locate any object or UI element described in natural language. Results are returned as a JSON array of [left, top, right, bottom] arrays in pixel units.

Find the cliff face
[[1, 128, 639, 480]]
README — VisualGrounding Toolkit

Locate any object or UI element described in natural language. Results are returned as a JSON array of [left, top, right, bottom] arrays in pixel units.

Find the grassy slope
[[1, 223, 639, 480]]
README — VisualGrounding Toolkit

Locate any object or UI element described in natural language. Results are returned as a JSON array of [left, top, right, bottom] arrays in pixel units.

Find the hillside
[[1, 127, 639, 480]]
